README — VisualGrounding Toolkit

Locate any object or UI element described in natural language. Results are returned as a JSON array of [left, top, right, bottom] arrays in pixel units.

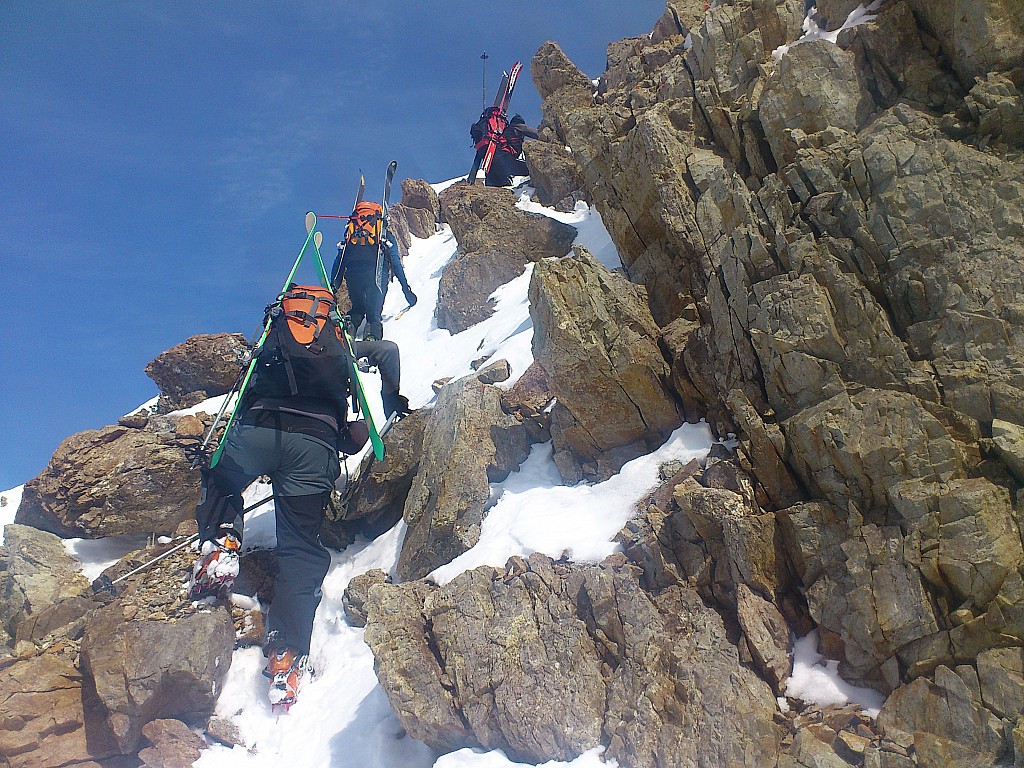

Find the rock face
[[398, 178, 440, 239], [0, 524, 93, 646], [530, 247, 682, 483], [144, 332, 246, 412], [80, 602, 234, 753], [435, 183, 577, 332], [517, 2, 1024, 764], [0, 651, 123, 768], [365, 553, 781, 767], [321, 408, 428, 550], [16, 415, 202, 537], [522, 140, 588, 211], [396, 372, 532, 580]]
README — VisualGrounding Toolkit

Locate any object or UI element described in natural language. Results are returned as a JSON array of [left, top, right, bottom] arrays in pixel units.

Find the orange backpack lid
[[345, 201, 383, 246], [279, 285, 339, 345]]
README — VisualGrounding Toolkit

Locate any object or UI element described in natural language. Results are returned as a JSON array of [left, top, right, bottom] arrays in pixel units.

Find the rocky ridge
[[1, 1, 1022, 766]]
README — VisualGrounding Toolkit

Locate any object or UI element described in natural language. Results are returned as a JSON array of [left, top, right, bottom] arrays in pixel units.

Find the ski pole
[[92, 492, 280, 595]]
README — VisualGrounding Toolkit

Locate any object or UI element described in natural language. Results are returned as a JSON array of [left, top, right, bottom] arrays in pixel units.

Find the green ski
[[207, 213, 320, 469]]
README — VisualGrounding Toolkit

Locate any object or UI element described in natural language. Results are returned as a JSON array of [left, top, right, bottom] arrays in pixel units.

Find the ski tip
[[314, 231, 323, 249], [305, 211, 316, 233]]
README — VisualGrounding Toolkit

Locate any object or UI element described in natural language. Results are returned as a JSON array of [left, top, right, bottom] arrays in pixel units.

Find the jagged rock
[[365, 554, 781, 766], [16, 420, 202, 538], [80, 602, 234, 753], [993, 419, 1024, 482], [651, 0, 706, 44], [907, 0, 1024, 83], [398, 178, 440, 239], [144, 333, 246, 412], [807, 523, 940, 689], [964, 71, 1024, 147], [137, 719, 206, 768], [877, 665, 1012, 766], [977, 646, 1024, 722], [386, 202, 413, 259], [434, 182, 575, 332], [364, 579, 472, 751], [759, 39, 873, 168], [321, 408, 428, 550], [891, 477, 1023, 609], [0, 524, 92, 644], [783, 388, 965, 515], [435, 249, 526, 333], [778, 729, 852, 768], [522, 141, 588, 211], [0, 651, 123, 767], [529, 246, 681, 483], [500, 361, 554, 443], [736, 583, 793, 694], [343, 568, 389, 628], [396, 375, 531, 580], [438, 183, 577, 262]]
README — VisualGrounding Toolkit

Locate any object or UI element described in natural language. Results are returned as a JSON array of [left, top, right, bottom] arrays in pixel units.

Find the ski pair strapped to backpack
[[466, 61, 523, 184]]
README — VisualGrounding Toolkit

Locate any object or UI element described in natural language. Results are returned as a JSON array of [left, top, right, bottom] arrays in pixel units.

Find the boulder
[[398, 178, 440, 239], [137, 719, 206, 768], [435, 249, 526, 333], [877, 665, 1011, 766], [529, 247, 681, 483], [365, 554, 782, 766], [0, 652, 123, 767], [396, 374, 531, 580], [522, 141, 588, 210], [342, 568, 389, 627], [144, 333, 246, 412], [80, 602, 234, 753], [16, 416, 202, 538], [0, 524, 92, 643], [438, 183, 577, 262], [321, 408, 428, 550]]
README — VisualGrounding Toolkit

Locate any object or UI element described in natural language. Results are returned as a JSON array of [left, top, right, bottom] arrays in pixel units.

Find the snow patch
[[772, 1, 884, 61], [785, 631, 885, 718]]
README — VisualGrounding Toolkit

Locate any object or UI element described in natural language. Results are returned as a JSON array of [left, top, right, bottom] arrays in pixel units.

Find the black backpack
[[247, 285, 350, 408]]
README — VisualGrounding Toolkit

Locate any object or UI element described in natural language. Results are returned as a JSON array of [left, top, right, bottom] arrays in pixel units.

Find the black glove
[[403, 287, 418, 307], [382, 391, 412, 419]]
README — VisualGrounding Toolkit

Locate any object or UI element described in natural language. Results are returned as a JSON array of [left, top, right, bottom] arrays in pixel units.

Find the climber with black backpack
[[188, 284, 368, 710], [330, 200, 416, 341], [470, 110, 539, 187]]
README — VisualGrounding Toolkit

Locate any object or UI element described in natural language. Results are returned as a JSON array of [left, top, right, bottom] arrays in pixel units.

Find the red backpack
[[471, 106, 510, 154]]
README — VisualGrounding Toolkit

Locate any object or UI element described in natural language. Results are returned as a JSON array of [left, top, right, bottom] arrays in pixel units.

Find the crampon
[[188, 533, 240, 600], [263, 647, 314, 713]]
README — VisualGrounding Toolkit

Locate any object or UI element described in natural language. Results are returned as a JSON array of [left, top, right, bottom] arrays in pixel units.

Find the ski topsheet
[[374, 160, 398, 295], [472, 61, 523, 183]]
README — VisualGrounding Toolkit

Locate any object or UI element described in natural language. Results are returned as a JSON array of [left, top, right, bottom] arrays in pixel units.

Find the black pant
[[352, 338, 401, 398], [483, 150, 529, 187], [346, 269, 384, 340], [195, 425, 339, 655]]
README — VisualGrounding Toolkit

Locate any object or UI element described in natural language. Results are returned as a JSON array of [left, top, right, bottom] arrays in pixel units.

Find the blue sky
[[0, 1, 664, 489]]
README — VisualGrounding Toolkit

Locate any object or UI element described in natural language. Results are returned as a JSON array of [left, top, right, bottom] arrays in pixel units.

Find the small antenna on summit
[[480, 51, 489, 110]]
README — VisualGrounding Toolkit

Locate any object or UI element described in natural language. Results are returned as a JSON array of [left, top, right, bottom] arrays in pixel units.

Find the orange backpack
[[248, 285, 350, 402], [345, 201, 384, 247]]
